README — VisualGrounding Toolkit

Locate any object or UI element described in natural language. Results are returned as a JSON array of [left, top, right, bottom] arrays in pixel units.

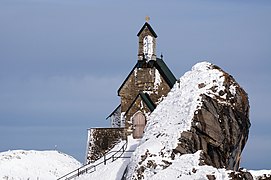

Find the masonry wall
[[85, 128, 125, 164]]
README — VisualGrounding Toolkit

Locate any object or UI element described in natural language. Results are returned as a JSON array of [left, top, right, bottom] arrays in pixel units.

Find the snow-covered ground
[[0, 149, 269, 180], [249, 170, 271, 179], [0, 150, 81, 180], [145, 151, 230, 180]]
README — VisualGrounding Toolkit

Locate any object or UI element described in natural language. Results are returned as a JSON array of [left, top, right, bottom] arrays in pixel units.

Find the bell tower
[[137, 17, 157, 61]]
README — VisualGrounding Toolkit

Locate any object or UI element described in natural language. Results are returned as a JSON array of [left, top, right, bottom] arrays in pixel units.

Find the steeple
[[137, 17, 157, 61]]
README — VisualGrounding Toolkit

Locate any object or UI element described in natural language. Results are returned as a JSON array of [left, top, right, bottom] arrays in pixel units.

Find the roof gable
[[124, 92, 156, 116], [137, 22, 158, 38], [106, 104, 121, 120], [117, 59, 177, 95]]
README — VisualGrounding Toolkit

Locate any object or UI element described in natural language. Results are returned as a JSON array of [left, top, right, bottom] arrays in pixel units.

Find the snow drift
[[0, 150, 81, 180]]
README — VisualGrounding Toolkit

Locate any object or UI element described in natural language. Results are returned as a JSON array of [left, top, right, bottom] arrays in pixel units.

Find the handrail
[[57, 141, 131, 180]]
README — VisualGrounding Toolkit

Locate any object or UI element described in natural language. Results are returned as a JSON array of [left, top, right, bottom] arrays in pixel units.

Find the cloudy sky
[[0, 0, 270, 169]]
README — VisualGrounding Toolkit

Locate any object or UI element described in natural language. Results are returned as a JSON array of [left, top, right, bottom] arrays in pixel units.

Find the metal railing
[[57, 141, 133, 180]]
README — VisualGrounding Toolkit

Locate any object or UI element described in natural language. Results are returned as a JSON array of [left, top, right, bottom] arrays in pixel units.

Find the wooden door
[[132, 112, 146, 139]]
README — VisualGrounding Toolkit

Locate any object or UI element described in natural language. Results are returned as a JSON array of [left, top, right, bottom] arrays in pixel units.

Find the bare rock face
[[174, 66, 250, 171]]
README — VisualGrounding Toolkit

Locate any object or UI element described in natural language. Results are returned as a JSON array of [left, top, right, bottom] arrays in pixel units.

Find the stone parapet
[[85, 127, 126, 164]]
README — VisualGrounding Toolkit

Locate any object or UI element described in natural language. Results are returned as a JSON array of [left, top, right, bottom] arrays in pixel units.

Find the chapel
[[107, 19, 177, 138], [85, 19, 177, 163]]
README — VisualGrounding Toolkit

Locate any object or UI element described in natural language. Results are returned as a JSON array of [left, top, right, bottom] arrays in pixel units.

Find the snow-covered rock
[[0, 150, 81, 180], [125, 62, 250, 179]]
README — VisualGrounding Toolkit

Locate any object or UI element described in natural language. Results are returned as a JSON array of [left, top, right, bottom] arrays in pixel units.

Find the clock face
[[143, 35, 153, 60]]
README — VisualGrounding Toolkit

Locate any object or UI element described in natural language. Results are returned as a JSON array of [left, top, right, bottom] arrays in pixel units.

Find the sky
[[0, 0, 270, 170]]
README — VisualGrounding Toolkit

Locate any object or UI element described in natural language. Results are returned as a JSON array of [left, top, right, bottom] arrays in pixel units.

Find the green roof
[[139, 92, 156, 112], [155, 58, 177, 88], [124, 92, 156, 116]]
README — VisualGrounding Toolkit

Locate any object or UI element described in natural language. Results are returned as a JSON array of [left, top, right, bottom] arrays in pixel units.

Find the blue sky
[[0, 0, 270, 169]]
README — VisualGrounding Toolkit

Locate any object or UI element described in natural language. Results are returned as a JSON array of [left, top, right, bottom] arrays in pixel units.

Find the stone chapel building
[[107, 21, 176, 138], [85, 20, 177, 163]]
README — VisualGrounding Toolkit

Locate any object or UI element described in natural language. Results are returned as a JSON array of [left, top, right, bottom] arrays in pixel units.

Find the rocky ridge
[[176, 64, 250, 171]]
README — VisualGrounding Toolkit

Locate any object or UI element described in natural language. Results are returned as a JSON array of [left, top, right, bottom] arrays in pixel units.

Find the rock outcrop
[[125, 62, 251, 180], [175, 65, 250, 171]]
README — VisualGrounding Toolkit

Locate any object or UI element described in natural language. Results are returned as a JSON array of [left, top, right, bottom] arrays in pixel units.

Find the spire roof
[[137, 22, 158, 38]]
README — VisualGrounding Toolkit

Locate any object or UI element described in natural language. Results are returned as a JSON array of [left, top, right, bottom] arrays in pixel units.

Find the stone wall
[[85, 128, 125, 164], [119, 71, 137, 114]]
